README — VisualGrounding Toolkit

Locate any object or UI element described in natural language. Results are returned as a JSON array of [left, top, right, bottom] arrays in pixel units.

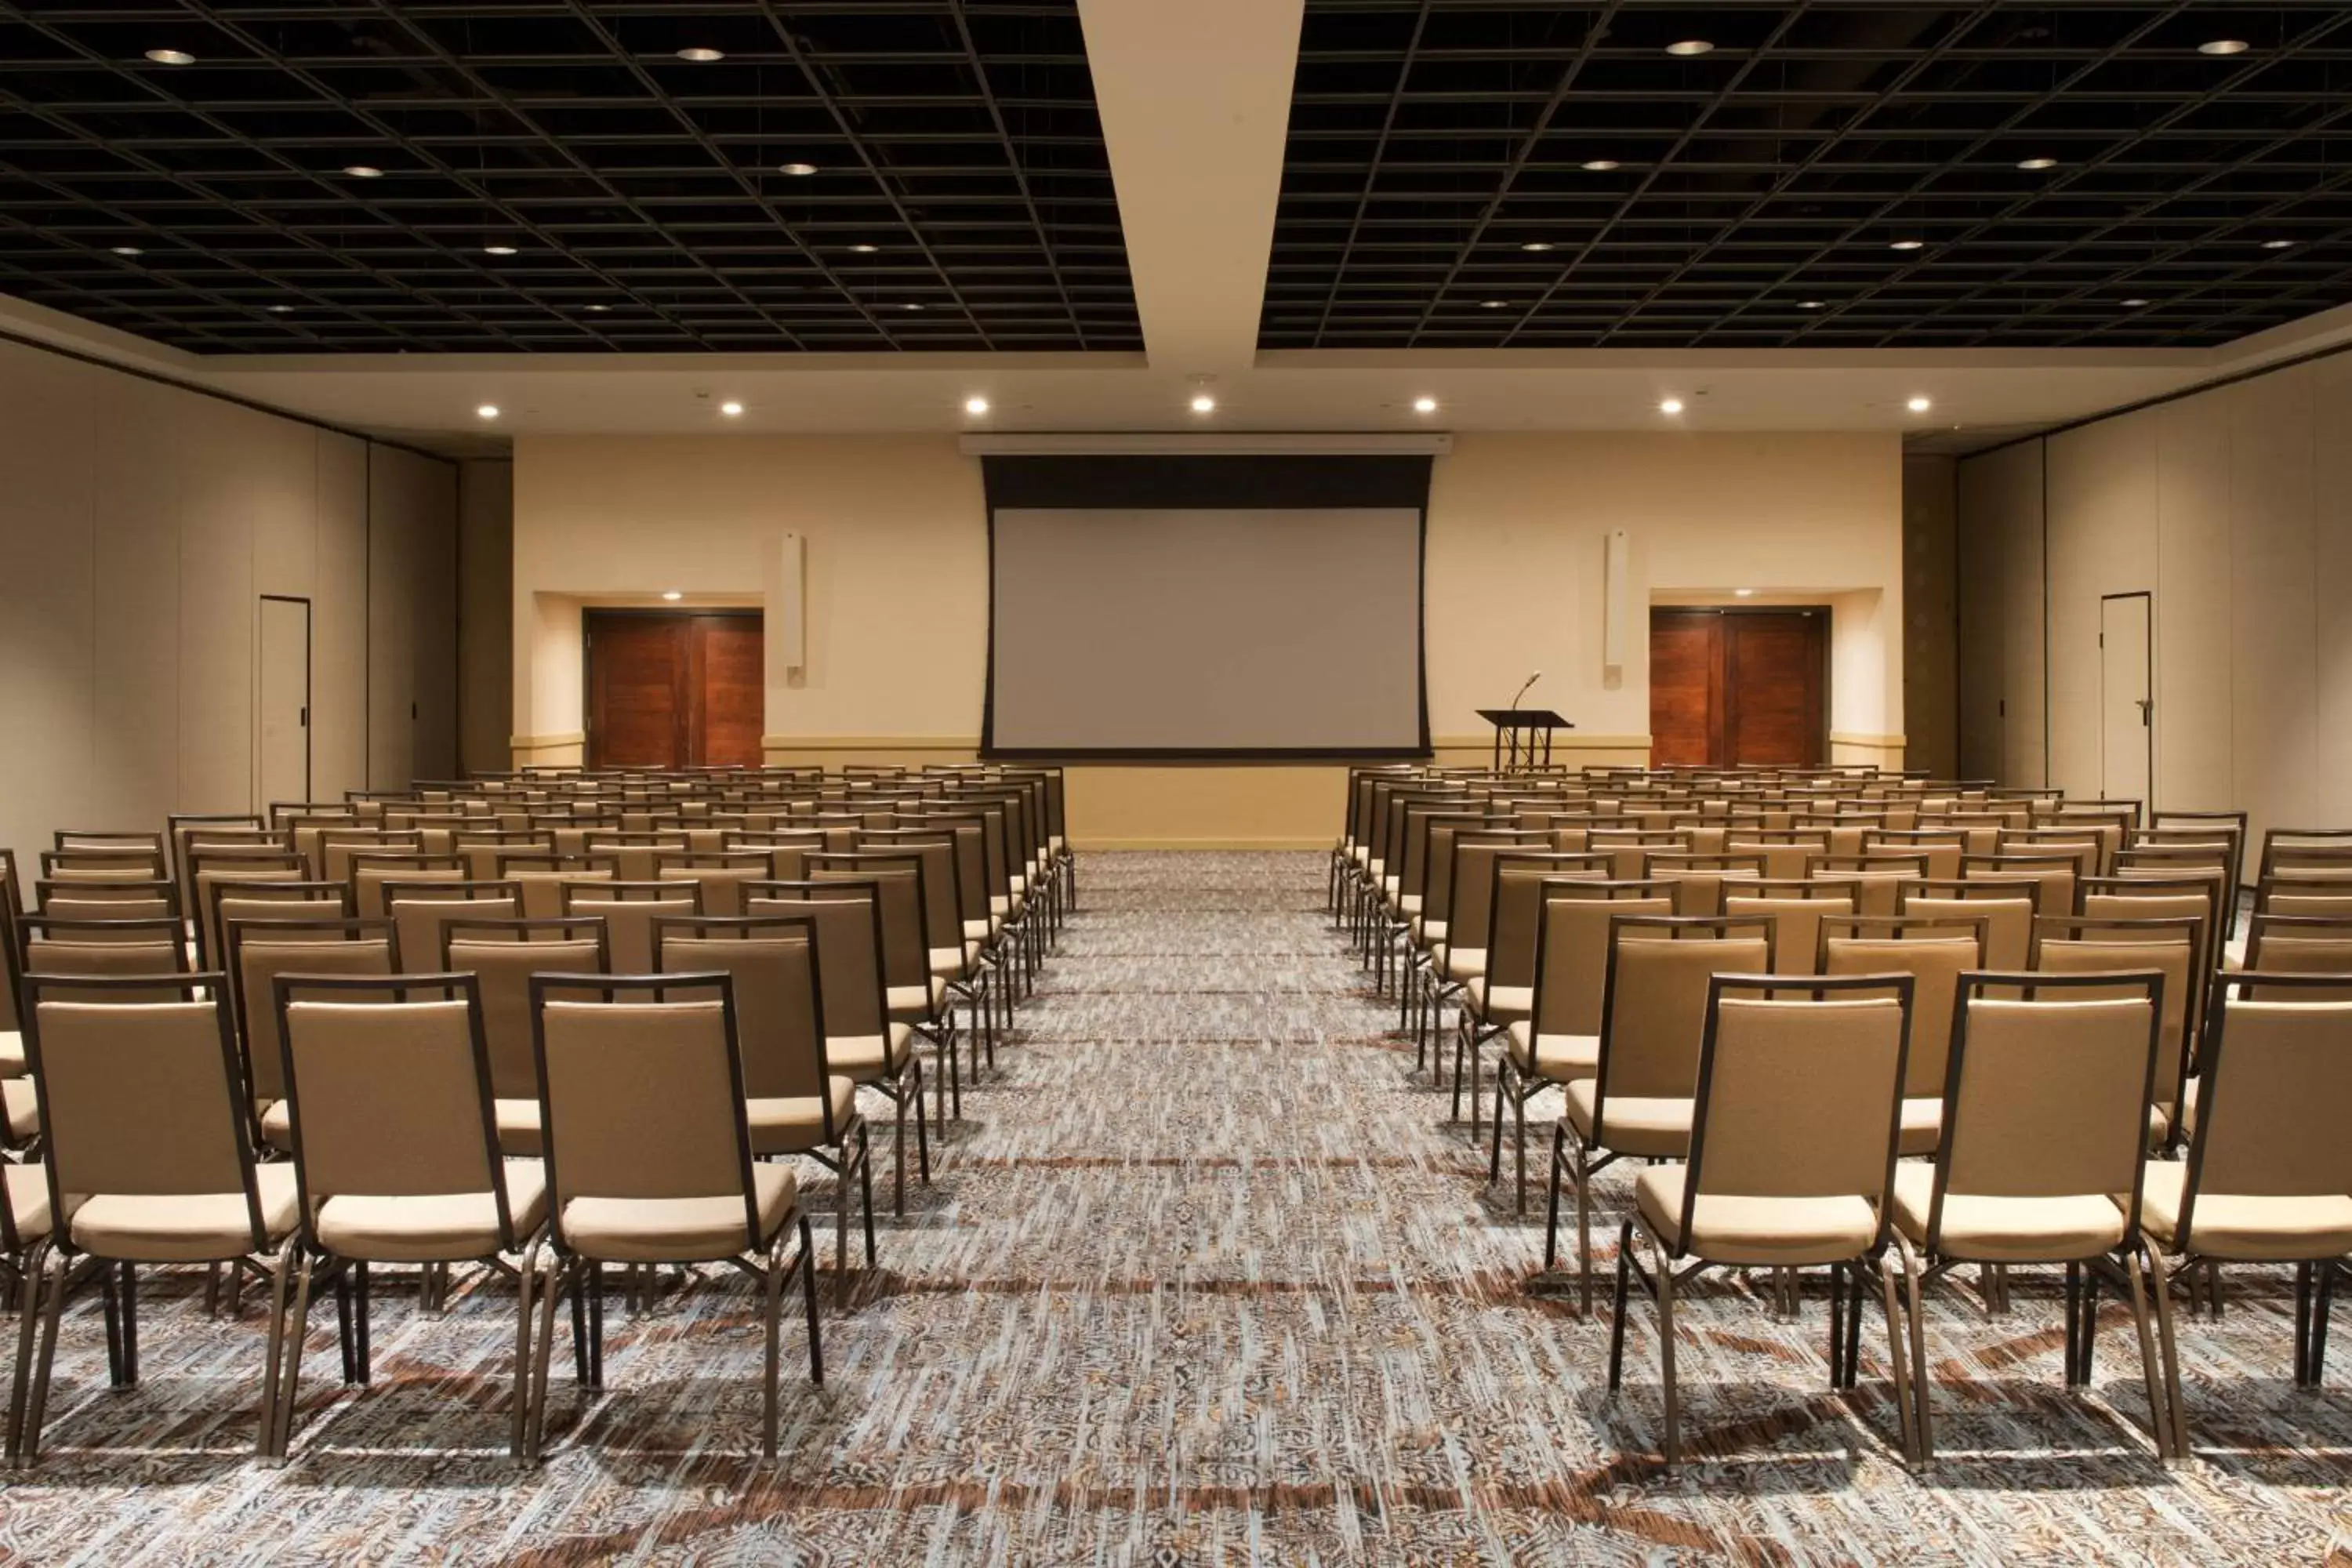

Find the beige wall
[[514, 430, 1903, 844], [0, 335, 457, 856], [1958, 347, 2352, 849]]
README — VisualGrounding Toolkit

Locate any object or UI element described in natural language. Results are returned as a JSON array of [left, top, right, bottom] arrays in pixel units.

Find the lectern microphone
[[1507, 669, 1543, 712]]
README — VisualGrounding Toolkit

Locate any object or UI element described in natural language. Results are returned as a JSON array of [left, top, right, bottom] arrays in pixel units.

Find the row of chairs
[[1330, 765, 2352, 1467], [0, 764, 1078, 1465]]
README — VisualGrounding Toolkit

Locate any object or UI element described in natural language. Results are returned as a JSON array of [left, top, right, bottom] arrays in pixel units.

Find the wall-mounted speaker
[[775, 532, 807, 671], [1602, 528, 1630, 669]]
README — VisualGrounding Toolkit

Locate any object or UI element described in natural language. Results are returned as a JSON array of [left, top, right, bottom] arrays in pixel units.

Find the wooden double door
[[1649, 607, 1828, 768], [585, 610, 764, 769]]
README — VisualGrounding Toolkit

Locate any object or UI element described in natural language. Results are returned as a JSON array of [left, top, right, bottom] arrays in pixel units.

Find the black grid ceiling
[[1265, 2, 2352, 348], [0, 0, 1137, 351]]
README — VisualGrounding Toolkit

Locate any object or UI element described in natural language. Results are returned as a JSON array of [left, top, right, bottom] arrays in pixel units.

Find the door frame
[[2097, 590, 2154, 809], [1648, 603, 1833, 768], [582, 607, 765, 769], [257, 593, 313, 804]]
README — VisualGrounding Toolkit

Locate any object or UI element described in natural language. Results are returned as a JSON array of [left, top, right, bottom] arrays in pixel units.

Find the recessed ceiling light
[[964, 395, 990, 415], [1659, 397, 1685, 416], [1190, 393, 1216, 414], [484, 244, 517, 256], [1907, 395, 1933, 413], [586, 303, 609, 312], [1889, 238, 1925, 251], [899, 302, 924, 311], [1581, 159, 1621, 172], [144, 48, 194, 65], [2016, 158, 2058, 171], [476, 405, 500, 419], [1733, 588, 1755, 597], [661, 590, 684, 602], [1480, 299, 1508, 309], [109, 245, 143, 256], [778, 162, 818, 176], [267, 304, 292, 313], [676, 46, 724, 62], [2198, 38, 2249, 56], [1520, 241, 1555, 252], [848, 243, 878, 253], [2121, 297, 2152, 307], [1798, 299, 1825, 310], [1665, 39, 1714, 56], [1412, 396, 1438, 414], [2261, 238, 2296, 249], [719, 400, 744, 417], [343, 165, 384, 179]]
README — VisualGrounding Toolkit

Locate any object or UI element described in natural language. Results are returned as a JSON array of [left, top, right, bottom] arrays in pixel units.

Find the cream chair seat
[[1635, 1170, 1878, 1265], [1504, 1022, 1596, 1080], [1890, 1166, 2125, 1261], [315, 1162, 548, 1262], [4, 1077, 34, 1140], [562, 1164, 795, 1264], [0, 1031, 22, 1076], [1565, 1080, 1692, 1158], [827, 1023, 915, 1076], [69, 1164, 301, 1261], [745, 1076, 861, 1155], [1470, 980, 1531, 1020], [2137, 1163, 2352, 1261]]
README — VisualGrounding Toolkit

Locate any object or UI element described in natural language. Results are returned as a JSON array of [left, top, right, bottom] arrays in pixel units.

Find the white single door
[[2099, 593, 2151, 807], [259, 596, 311, 808]]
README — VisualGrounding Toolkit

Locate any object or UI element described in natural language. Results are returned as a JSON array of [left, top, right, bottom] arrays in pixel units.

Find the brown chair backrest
[[191, 852, 307, 964], [351, 852, 466, 920], [808, 855, 927, 991], [563, 880, 703, 975], [653, 851, 774, 920], [1680, 976, 1910, 1236], [749, 880, 889, 1040], [1723, 879, 1859, 978], [443, 919, 610, 1099], [1526, 884, 1676, 1038], [1933, 974, 2161, 1228], [2241, 915, 2352, 999], [1590, 916, 1775, 1113], [496, 852, 620, 920], [277, 977, 507, 1239], [1820, 916, 1985, 1099], [2179, 977, 2352, 1241], [228, 918, 397, 1105], [657, 916, 836, 1118], [384, 881, 523, 972], [534, 978, 760, 1252], [23, 977, 261, 1242]]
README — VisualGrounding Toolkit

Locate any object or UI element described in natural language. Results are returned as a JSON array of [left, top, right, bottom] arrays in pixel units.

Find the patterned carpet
[[2, 851, 2348, 1563]]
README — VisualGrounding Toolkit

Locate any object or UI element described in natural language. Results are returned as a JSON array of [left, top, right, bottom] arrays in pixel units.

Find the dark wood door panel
[[588, 611, 765, 769], [587, 614, 685, 768], [1726, 613, 1825, 768], [1648, 607, 1826, 768], [693, 619, 767, 768], [1649, 611, 1722, 768]]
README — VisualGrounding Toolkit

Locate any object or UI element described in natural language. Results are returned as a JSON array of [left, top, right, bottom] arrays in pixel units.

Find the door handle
[[2136, 698, 2152, 726]]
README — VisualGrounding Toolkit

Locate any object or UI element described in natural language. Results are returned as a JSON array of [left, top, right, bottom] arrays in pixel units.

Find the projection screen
[[982, 456, 1431, 757]]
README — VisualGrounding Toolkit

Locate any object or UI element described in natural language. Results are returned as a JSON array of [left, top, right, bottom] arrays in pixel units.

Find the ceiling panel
[[0, 0, 1138, 351], [1262, 2, 2352, 348]]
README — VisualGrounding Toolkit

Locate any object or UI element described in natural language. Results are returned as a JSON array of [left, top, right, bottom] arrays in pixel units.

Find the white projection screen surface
[[988, 506, 1427, 755]]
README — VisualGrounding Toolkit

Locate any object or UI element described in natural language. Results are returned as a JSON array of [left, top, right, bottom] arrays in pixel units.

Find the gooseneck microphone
[[1507, 669, 1543, 712]]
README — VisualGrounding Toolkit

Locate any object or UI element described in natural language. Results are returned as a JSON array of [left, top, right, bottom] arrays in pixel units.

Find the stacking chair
[[1891, 971, 2172, 1464], [563, 880, 702, 975], [36, 879, 176, 925], [2140, 973, 2352, 1457], [0, 848, 20, 1072], [1608, 975, 1918, 1467], [383, 880, 522, 972], [191, 848, 307, 967], [1486, 880, 1672, 1210], [1962, 851, 2078, 926], [809, 852, 960, 1118], [9, 975, 300, 1463], [1820, 916, 1985, 1156], [747, 880, 931, 1207], [1811, 852, 1926, 916], [656, 916, 876, 1285], [1900, 877, 2039, 971], [269, 974, 548, 1459], [318, 829, 420, 890], [1545, 916, 1775, 1312], [1641, 851, 1766, 917], [652, 850, 771, 918], [350, 852, 466, 920], [496, 852, 619, 920], [848, 837, 993, 1071], [442, 920, 610, 1156], [1457, 851, 1612, 1083], [228, 919, 398, 1152], [5, 916, 190, 1146], [2033, 915, 2200, 1146], [2239, 914, 2352, 990], [523, 975, 822, 1461], [1725, 877, 1858, 977], [583, 830, 690, 884]]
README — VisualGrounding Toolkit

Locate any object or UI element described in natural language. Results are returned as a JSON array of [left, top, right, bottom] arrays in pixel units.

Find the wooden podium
[[1476, 708, 1573, 772]]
